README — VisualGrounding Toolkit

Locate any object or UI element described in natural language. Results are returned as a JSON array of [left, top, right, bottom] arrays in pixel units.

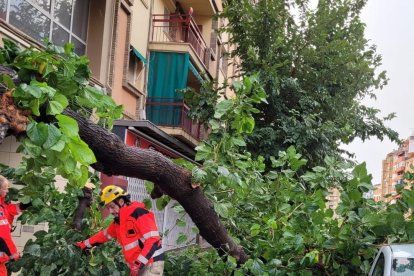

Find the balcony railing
[[146, 97, 207, 141], [151, 13, 210, 68]]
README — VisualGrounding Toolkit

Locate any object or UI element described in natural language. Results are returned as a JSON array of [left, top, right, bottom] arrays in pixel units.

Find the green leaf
[[209, 119, 220, 130], [1, 74, 15, 89], [156, 196, 170, 211], [191, 226, 200, 234], [56, 114, 79, 137], [26, 244, 41, 256], [27, 122, 49, 146], [29, 99, 40, 116], [52, 93, 69, 109], [143, 198, 152, 209], [50, 139, 66, 152], [43, 124, 62, 149], [46, 100, 64, 115], [23, 138, 42, 156], [68, 138, 96, 165], [353, 163, 368, 179], [250, 224, 261, 236], [241, 116, 255, 133], [232, 137, 246, 147], [195, 143, 212, 161], [176, 219, 186, 227], [173, 204, 185, 214], [176, 233, 187, 244], [192, 166, 207, 182], [214, 202, 230, 218], [349, 189, 362, 202], [19, 195, 31, 204], [217, 166, 230, 177], [214, 100, 233, 119], [22, 83, 42, 98], [32, 198, 43, 207], [145, 181, 154, 194]]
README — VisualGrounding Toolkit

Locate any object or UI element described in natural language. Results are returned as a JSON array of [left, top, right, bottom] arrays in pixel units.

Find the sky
[[344, 0, 414, 184]]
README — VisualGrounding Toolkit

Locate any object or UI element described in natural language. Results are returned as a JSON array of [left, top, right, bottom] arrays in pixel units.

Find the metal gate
[[127, 177, 196, 251]]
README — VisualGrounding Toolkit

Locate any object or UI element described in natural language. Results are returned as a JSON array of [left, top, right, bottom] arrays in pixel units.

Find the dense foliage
[[163, 75, 414, 275], [0, 40, 126, 274], [221, 0, 399, 167], [0, 0, 412, 274]]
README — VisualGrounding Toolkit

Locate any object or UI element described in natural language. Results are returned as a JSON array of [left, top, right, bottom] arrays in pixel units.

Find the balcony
[[151, 13, 210, 71], [146, 97, 207, 146]]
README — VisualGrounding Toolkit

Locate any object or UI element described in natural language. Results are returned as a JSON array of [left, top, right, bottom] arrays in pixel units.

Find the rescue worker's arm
[[75, 222, 116, 250], [0, 228, 20, 261], [130, 208, 162, 271], [5, 203, 20, 225]]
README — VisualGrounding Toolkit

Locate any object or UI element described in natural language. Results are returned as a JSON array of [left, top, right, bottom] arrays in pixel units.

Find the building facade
[[374, 136, 414, 203], [1, 0, 235, 251]]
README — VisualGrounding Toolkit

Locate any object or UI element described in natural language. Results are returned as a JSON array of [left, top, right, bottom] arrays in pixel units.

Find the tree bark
[[73, 184, 95, 230], [63, 109, 248, 263]]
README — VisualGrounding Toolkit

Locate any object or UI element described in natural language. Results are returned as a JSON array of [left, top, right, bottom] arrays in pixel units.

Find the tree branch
[[62, 109, 249, 263]]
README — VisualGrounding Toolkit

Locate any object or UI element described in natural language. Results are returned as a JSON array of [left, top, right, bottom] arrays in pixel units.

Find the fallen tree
[[0, 41, 249, 266], [64, 109, 248, 262]]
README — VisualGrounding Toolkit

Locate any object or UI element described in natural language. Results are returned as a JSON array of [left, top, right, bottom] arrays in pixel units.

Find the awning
[[131, 47, 147, 65], [189, 61, 203, 82], [148, 52, 189, 98]]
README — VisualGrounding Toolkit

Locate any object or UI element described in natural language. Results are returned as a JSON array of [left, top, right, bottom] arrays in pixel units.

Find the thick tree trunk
[[63, 109, 248, 263]]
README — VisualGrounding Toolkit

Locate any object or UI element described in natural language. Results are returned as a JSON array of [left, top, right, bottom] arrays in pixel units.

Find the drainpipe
[[142, 0, 155, 120], [103, 0, 117, 94]]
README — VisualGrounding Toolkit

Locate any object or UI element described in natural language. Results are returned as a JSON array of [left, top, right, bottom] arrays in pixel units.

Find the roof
[[114, 119, 196, 160]]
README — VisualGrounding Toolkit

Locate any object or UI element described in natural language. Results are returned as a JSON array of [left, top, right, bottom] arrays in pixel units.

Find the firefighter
[[75, 185, 164, 276], [0, 175, 21, 276]]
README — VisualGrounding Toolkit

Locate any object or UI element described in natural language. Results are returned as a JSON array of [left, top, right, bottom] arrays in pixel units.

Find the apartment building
[[1, 0, 235, 251], [374, 137, 414, 203]]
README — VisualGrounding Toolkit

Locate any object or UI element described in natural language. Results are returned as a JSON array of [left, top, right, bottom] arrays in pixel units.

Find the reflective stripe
[[152, 247, 164, 258], [123, 232, 160, 251], [124, 240, 140, 251], [142, 231, 159, 241], [0, 219, 9, 226], [138, 255, 148, 265], [103, 229, 113, 240], [84, 239, 92, 248]]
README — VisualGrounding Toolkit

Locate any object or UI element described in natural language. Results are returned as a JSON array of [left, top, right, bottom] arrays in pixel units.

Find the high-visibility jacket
[[0, 196, 20, 263], [82, 201, 163, 270]]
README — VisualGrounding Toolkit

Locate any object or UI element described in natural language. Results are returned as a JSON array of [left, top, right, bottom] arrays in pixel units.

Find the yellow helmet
[[100, 185, 128, 206]]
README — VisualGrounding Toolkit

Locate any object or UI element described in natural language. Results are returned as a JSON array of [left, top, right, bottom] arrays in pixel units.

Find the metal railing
[[146, 97, 206, 141], [151, 13, 210, 68]]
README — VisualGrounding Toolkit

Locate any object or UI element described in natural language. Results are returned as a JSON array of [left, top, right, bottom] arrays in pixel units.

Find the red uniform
[[0, 196, 20, 276], [81, 202, 163, 273]]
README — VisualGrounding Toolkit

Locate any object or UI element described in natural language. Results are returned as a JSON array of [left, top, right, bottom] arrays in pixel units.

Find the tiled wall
[[0, 136, 23, 168]]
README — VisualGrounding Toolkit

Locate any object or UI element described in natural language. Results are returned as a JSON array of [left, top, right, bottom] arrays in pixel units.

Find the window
[[0, 0, 6, 19], [372, 253, 385, 276], [140, 0, 149, 8], [393, 257, 414, 275], [127, 47, 146, 93], [219, 45, 228, 77], [3, 0, 89, 55]]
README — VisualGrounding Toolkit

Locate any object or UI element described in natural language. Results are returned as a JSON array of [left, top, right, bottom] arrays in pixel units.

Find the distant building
[[327, 188, 340, 210], [373, 183, 382, 202], [374, 136, 414, 202]]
